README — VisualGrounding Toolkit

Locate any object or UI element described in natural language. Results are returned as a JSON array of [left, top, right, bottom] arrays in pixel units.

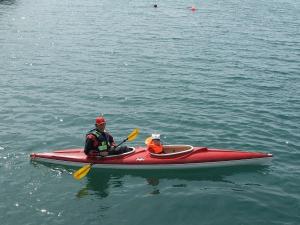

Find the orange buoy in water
[[191, 5, 196, 11]]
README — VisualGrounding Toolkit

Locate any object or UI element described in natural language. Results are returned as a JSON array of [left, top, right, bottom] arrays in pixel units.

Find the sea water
[[0, 0, 299, 224]]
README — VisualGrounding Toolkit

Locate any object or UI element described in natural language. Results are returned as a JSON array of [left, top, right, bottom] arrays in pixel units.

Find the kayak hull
[[30, 146, 273, 170], [31, 156, 272, 169]]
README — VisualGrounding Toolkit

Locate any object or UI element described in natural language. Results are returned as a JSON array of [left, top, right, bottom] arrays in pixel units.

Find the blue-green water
[[1, 0, 299, 224]]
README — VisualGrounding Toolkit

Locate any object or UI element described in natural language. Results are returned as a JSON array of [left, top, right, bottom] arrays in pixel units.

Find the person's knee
[[118, 146, 129, 153]]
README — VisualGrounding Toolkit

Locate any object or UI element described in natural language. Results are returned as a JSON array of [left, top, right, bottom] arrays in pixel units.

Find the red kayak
[[30, 145, 272, 170]]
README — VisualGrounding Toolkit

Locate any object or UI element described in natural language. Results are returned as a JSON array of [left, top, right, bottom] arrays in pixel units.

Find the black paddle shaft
[[115, 138, 128, 148]]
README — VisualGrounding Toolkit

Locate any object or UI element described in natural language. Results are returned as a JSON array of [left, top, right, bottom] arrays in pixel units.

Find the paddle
[[73, 128, 140, 180]]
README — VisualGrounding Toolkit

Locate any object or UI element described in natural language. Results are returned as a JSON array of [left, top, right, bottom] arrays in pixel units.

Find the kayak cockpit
[[101, 147, 136, 158], [149, 145, 194, 157]]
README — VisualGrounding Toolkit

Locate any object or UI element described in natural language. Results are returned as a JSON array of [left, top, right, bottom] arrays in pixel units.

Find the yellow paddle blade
[[145, 136, 152, 145], [73, 164, 92, 180], [127, 128, 139, 141]]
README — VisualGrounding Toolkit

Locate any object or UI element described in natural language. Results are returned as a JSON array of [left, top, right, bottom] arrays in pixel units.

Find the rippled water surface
[[1, 0, 299, 224]]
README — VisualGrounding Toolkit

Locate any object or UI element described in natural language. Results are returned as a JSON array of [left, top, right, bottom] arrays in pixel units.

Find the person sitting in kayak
[[84, 116, 129, 157], [146, 133, 164, 154]]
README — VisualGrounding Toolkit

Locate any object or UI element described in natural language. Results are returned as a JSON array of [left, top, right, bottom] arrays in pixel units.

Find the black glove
[[110, 146, 116, 152]]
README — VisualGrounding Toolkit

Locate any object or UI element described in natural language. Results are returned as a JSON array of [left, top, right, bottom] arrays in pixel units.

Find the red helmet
[[95, 116, 106, 125]]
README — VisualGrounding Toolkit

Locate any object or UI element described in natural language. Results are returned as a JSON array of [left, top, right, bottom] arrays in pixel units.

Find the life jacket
[[87, 129, 112, 152], [147, 140, 163, 154]]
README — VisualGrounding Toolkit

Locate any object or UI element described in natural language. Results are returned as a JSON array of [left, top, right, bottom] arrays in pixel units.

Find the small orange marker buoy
[[191, 5, 196, 11]]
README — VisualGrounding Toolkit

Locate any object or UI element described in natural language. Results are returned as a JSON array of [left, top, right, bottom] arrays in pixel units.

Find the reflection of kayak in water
[[30, 145, 272, 170]]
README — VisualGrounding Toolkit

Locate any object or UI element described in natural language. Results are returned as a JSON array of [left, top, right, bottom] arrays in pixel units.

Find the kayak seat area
[[104, 147, 136, 158], [150, 145, 193, 157]]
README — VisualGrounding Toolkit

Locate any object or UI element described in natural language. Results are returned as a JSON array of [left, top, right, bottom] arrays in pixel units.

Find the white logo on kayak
[[136, 157, 145, 161]]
